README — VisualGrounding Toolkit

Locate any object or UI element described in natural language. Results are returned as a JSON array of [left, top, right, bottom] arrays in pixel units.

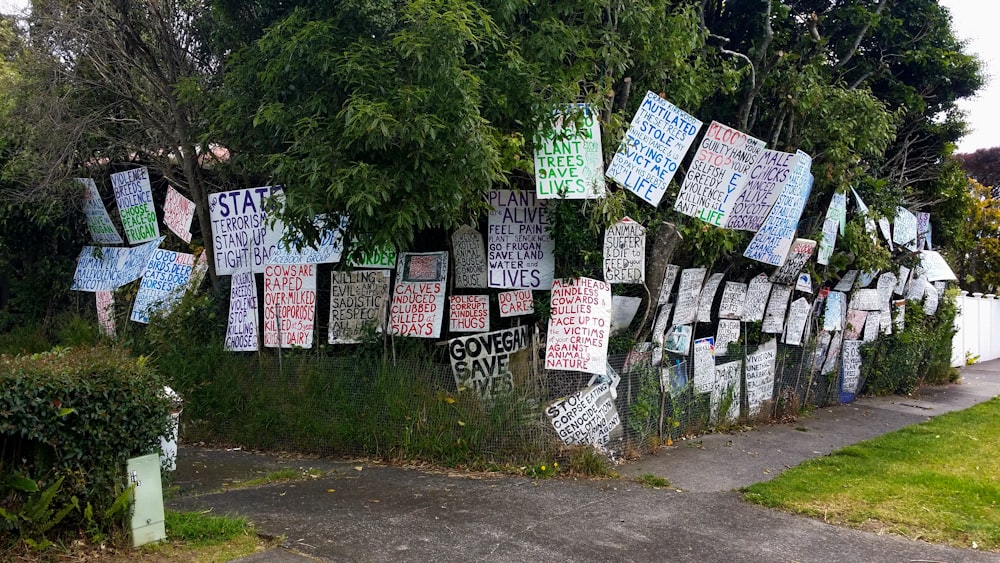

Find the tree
[[957, 147, 1000, 195], [952, 178, 1000, 293]]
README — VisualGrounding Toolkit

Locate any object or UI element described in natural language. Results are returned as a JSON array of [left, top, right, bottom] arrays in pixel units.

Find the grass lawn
[[743, 396, 1000, 551]]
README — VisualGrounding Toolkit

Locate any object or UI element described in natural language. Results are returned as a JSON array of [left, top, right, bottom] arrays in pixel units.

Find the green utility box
[[126, 453, 166, 547]]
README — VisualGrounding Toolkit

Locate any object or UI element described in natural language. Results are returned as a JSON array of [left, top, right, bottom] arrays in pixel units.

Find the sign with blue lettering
[[675, 121, 765, 226], [77, 178, 123, 245], [111, 167, 159, 245], [743, 151, 813, 265], [130, 249, 194, 323], [209, 186, 284, 275], [269, 215, 347, 265], [606, 91, 702, 207], [487, 189, 554, 289], [725, 149, 800, 232], [71, 237, 164, 292], [534, 105, 605, 199]]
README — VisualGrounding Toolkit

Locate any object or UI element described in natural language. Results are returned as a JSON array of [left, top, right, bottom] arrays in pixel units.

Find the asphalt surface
[[167, 359, 1000, 562]]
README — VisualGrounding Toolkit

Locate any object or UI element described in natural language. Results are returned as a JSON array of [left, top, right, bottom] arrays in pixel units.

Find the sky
[[0, 0, 993, 152]]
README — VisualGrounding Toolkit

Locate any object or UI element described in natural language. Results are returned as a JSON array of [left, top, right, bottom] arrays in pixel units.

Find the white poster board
[[743, 274, 772, 322], [449, 325, 530, 397], [209, 186, 283, 275], [349, 245, 397, 269], [546, 382, 621, 446], [697, 273, 725, 324], [783, 297, 810, 346], [893, 207, 918, 249], [263, 264, 316, 348], [824, 291, 845, 331], [657, 264, 680, 305], [535, 105, 605, 199], [329, 270, 390, 344], [849, 289, 881, 311], [498, 289, 533, 317], [487, 189, 555, 289], [852, 188, 879, 244], [817, 217, 838, 266], [844, 310, 868, 340], [713, 360, 742, 424], [71, 237, 164, 292], [715, 319, 741, 356], [718, 282, 747, 319], [834, 270, 859, 292], [743, 151, 813, 264], [919, 250, 957, 282], [762, 284, 792, 334], [673, 268, 707, 325], [725, 150, 801, 231], [693, 337, 716, 393], [449, 295, 490, 333], [390, 252, 448, 338], [746, 340, 777, 416], [771, 239, 816, 285], [224, 269, 259, 351], [163, 186, 195, 243], [603, 217, 646, 284], [130, 250, 194, 324], [96, 291, 115, 337], [452, 225, 488, 288], [545, 277, 612, 375], [77, 178, 123, 244], [110, 167, 160, 244], [269, 216, 347, 265], [842, 340, 863, 394]]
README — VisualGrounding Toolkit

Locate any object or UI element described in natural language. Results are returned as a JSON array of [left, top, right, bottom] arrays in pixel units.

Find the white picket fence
[[952, 291, 1000, 366]]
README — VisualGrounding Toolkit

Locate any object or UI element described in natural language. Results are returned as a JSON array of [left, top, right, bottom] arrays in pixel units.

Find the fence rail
[[952, 291, 1000, 366]]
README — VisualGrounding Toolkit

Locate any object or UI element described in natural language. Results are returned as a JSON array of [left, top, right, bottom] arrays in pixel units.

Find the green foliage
[[0, 476, 79, 550], [165, 510, 252, 546], [560, 446, 615, 478], [635, 473, 670, 488]]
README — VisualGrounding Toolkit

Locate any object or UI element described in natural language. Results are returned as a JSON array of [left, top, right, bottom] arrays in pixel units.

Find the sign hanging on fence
[[611, 295, 642, 334], [673, 267, 707, 325], [664, 324, 693, 355], [535, 105, 606, 199], [449, 295, 490, 333], [209, 186, 283, 275], [268, 215, 347, 265], [919, 250, 957, 282], [842, 340, 863, 394], [546, 382, 621, 447], [796, 273, 812, 293], [916, 212, 931, 249], [893, 207, 918, 250], [743, 274, 772, 322], [851, 188, 879, 244], [349, 245, 397, 269], [449, 325, 531, 398], [783, 297, 810, 346], [603, 217, 646, 284], [264, 263, 316, 348], [713, 360, 742, 425], [96, 291, 115, 337], [225, 268, 259, 352], [487, 189, 555, 289], [834, 270, 859, 292], [674, 120, 765, 226], [163, 187, 195, 243], [545, 277, 612, 375], [844, 309, 868, 340], [77, 178, 123, 245], [498, 289, 533, 317], [762, 284, 792, 334], [697, 273, 725, 323], [110, 167, 160, 245], [71, 237, 164, 292], [771, 239, 816, 285], [746, 339, 777, 417], [390, 252, 448, 338], [725, 149, 801, 232], [718, 281, 747, 319], [824, 291, 846, 331], [452, 225, 488, 288], [876, 273, 897, 311], [130, 250, 194, 324], [606, 91, 702, 207], [693, 337, 716, 393], [817, 217, 838, 266], [328, 270, 390, 344], [743, 151, 813, 265], [715, 319, 740, 356], [657, 264, 680, 305]]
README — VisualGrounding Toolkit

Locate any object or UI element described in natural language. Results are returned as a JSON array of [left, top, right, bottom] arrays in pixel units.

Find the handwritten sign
[[269, 216, 346, 265], [852, 188, 879, 244], [879, 217, 894, 250], [895, 266, 911, 295], [824, 291, 845, 331], [603, 217, 645, 284], [719, 282, 747, 319], [657, 264, 680, 304], [783, 297, 810, 346], [849, 289, 881, 311], [746, 339, 777, 416], [771, 239, 816, 285], [916, 212, 931, 249], [77, 178, 123, 244], [817, 217, 838, 266], [920, 250, 957, 282], [893, 300, 906, 330], [498, 289, 533, 317], [693, 337, 716, 393], [893, 207, 918, 250], [864, 313, 881, 342], [263, 264, 316, 348], [390, 252, 448, 338], [487, 189, 554, 289], [841, 340, 863, 394], [923, 282, 939, 315], [163, 187, 195, 243], [606, 91, 701, 206], [743, 274, 772, 322], [449, 295, 489, 333], [715, 319, 740, 356], [130, 250, 194, 323], [449, 325, 530, 397], [209, 186, 283, 275], [743, 151, 813, 264], [650, 303, 673, 367], [664, 324, 692, 354], [349, 245, 397, 269], [535, 105, 605, 199], [693, 274, 722, 324], [726, 150, 800, 231], [905, 270, 926, 301], [71, 237, 164, 292], [822, 331, 843, 375], [813, 331, 832, 372], [829, 192, 847, 234], [673, 268, 707, 325], [452, 226, 488, 288], [714, 360, 742, 424], [545, 277, 612, 375], [857, 270, 877, 288], [110, 167, 159, 244], [834, 270, 859, 292], [225, 269, 259, 351], [675, 120, 765, 226], [611, 295, 642, 334], [844, 309, 868, 340], [329, 270, 389, 344], [96, 291, 115, 337], [762, 284, 792, 333], [546, 382, 620, 446]]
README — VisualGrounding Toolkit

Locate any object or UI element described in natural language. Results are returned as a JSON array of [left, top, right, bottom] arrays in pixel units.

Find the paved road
[[167, 359, 1000, 562]]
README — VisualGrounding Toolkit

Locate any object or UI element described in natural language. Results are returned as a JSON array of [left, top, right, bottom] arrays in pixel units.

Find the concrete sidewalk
[[167, 359, 1000, 562]]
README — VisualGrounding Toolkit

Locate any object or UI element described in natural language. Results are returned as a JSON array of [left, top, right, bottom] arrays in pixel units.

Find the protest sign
[[498, 289, 533, 317], [545, 277, 612, 375], [849, 289, 881, 311], [892, 299, 906, 330], [895, 266, 911, 295], [225, 269, 259, 351], [77, 178, 123, 245], [743, 273, 772, 322], [269, 215, 347, 265], [743, 151, 813, 265], [390, 252, 448, 338], [746, 339, 777, 416], [771, 239, 816, 285], [713, 360, 742, 425], [664, 324, 692, 355], [130, 250, 194, 323], [329, 270, 389, 344], [783, 297, 810, 346], [163, 187, 195, 243], [535, 105, 605, 199], [812, 331, 832, 372], [719, 281, 747, 319], [796, 273, 812, 293], [487, 189, 555, 289], [545, 382, 621, 447], [876, 273, 896, 311], [906, 271, 926, 301], [841, 340, 863, 394], [449, 325, 530, 398], [852, 188, 879, 244], [715, 319, 740, 356], [919, 250, 957, 282], [916, 212, 931, 249], [817, 217, 838, 266], [864, 314, 881, 342], [110, 167, 159, 245], [879, 217, 894, 250], [725, 149, 801, 231], [209, 186, 283, 275], [263, 263, 316, 348], [843, 310, 868, 340], [697, 273, 724, 323], [834, 270, 858, 292], [611, 295, 642, 334], [693, 337, 716, 393], [606, 91, 701, 206], [188, 251, 208, 293], [857, 270, 877, 288], [650, 303, 673, 367], [603, 217, 645, 284], [824, 291, 845, 331], [452, 225, 488, 288], [923, 282, 939, 315], [674, 120, 765, 226], [349, 245, 397, 269], [762, 284, 792, 333], [894, 207, 918, 250], [822, 331, 844, 375], [71, 237, 164, 292], [449, 295, 489, 333], [657, 264, 680, 304], [829, 192, 847, 234], [96, 291, 115, 337], [673, 268, 707, 325]]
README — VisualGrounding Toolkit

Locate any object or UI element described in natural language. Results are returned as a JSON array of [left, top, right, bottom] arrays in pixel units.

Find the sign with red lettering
[[545, 277, 612, 375], [498, 289, 533, 317], [263, 263, 316, 348], [209, 186, 284, 275], [603, 217, 645, 284], [449, 295, 489, 333], [534, 105, 605, 199], [771, 239, 816, 285], [163, 187, 195, 243], [111, 167, 160, 244], [487, 189, 554, 289], [329, 270, 389, 344], [389, 252, 448, 338]]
